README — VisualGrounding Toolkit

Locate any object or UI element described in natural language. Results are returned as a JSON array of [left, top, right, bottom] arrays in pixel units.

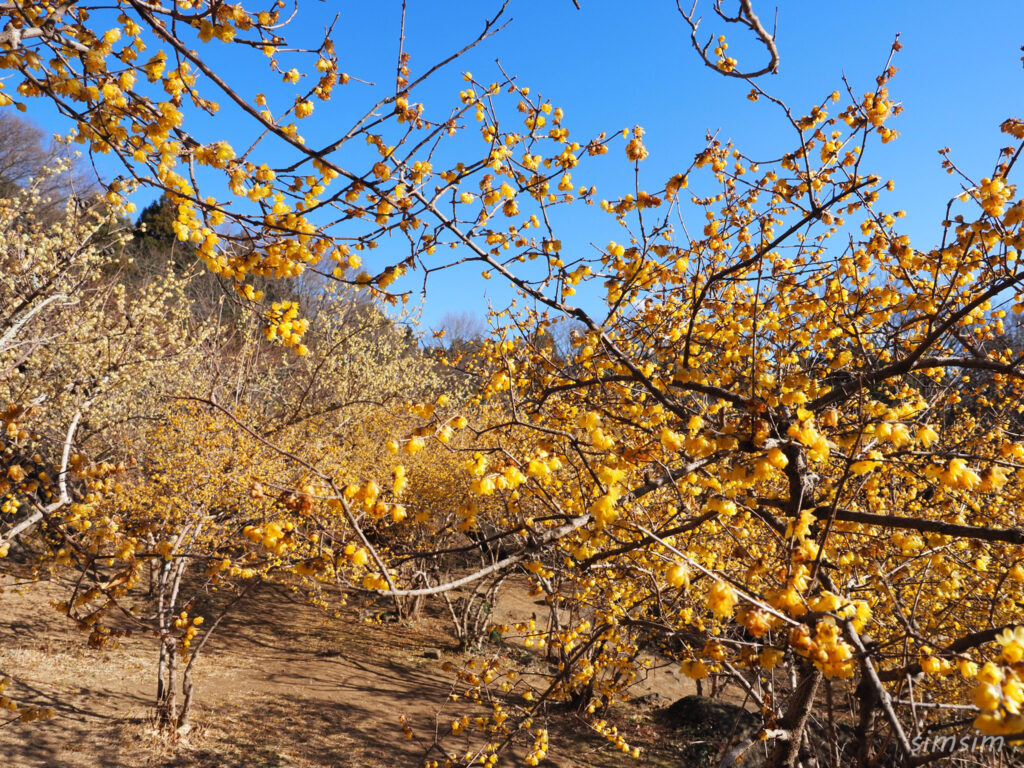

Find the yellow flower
[[362, 573, 387, 590], [973, 681, 1003, 712], [666, 562, 690, 589], [680, 660, 709, 679], [708, 580, 738, 619], [590, 493, 618, 528], [143, 52, 167, 82], [625, 126, 648, 162], [978, 662, 1004, 686], [660, 427, 684, 451], [766, 447, 788, 469], [759, 648, 784, 670], [958, 659, 979, 678], [471, 476, 495, 495], [996, 626, 1024, 664], [526, 458, 549, 479], [392, 465, 408, 496]]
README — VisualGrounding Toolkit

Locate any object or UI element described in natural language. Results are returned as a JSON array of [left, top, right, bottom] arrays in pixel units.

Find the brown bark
[[767, 665, 822, 768], [853, 674, 878, 768]]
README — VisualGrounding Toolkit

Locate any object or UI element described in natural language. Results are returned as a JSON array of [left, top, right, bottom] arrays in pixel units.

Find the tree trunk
[[853, 674, 878, 767], [177, 663, 194, 731], [156, 635, 178, 729], [767, 665, 821, 768]]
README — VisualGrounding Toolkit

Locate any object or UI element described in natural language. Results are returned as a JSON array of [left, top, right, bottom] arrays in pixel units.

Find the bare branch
[[678, 0, 780, 79]]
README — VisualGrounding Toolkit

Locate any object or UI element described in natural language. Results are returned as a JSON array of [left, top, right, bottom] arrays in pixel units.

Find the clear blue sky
[[26, 1, 1024, 332]]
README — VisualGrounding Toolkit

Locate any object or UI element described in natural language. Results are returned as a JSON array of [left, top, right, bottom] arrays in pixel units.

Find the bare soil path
[[0, 578, 698, 767]]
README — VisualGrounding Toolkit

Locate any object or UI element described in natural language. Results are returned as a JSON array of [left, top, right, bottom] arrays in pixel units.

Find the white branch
[[0, 293, 74, 355], [375, 514, 590, 597], [0, 408, 81, 550]]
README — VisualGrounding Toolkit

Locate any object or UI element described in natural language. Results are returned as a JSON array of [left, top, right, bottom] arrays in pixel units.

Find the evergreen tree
[[131, 194, 196, 271]]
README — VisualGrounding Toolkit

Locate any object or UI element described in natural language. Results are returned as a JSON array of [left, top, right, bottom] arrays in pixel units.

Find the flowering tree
[[368, 28, 1024, 768]]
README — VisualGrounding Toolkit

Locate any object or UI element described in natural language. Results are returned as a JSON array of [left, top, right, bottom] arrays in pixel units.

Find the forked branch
[[679, 0, 780, 79]]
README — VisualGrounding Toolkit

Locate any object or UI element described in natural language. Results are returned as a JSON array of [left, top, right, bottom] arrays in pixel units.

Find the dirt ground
[[0, 576, 703, 768]]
